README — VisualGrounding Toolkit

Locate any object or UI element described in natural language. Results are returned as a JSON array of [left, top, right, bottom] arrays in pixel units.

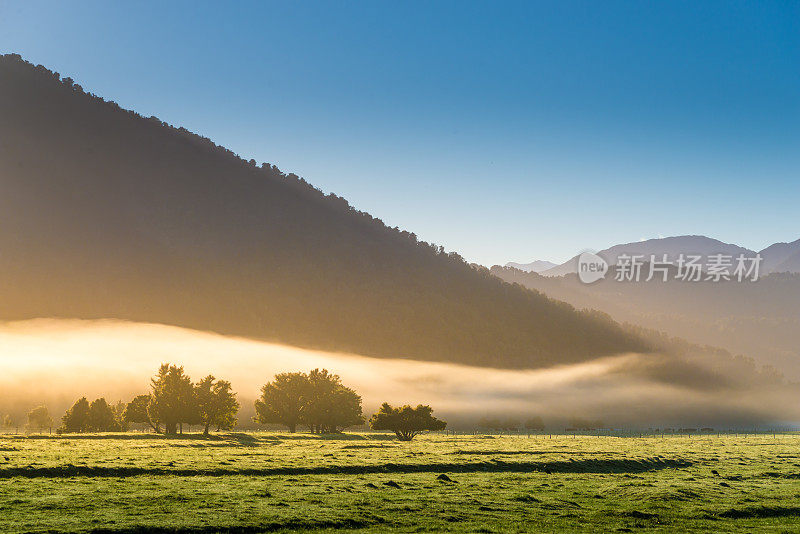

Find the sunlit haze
[[0, 319, 795, 428]]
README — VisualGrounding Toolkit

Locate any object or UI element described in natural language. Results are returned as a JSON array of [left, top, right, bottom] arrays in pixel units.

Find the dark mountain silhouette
[[0, 54, 649, 369]]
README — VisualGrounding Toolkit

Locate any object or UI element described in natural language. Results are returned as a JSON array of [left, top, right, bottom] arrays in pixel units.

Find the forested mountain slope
[[0, 54, 648, 368]]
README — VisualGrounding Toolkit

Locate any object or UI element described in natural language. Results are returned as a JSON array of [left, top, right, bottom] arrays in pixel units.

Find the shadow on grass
[[272, 433, 396, 441], [88, 517, 383, 533], [449, 450, 610, 456], [714, 506, 800, 519], [0, 457, 691, 479], [7, 431, 393, 446], [17, 433, 224, 441]]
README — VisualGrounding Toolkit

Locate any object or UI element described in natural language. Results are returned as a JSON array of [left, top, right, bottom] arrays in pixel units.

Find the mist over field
[[1, 319, 796, 429]]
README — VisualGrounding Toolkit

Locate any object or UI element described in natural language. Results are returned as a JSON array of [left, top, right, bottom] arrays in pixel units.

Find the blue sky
[[1, 1, 798, 264]]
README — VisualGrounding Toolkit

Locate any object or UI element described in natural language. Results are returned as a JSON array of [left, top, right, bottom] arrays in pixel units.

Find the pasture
[[1, 432, 799, 532]]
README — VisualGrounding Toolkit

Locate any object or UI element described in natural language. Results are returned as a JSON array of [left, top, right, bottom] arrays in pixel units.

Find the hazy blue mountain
[[759, 238, 800, 274], [493, 262, 800, 378], [539, 236, 757, 277], [504, 260, 557, 273]]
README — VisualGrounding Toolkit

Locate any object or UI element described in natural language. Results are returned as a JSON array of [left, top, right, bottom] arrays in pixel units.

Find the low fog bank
[[0, 319, 797, 430]]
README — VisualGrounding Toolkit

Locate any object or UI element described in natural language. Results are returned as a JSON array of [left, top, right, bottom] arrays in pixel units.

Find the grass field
[[1, 432, 800, 532]]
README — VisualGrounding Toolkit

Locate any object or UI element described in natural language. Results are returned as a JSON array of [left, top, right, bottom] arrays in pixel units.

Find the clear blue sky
[[1, 1, 798, 264]]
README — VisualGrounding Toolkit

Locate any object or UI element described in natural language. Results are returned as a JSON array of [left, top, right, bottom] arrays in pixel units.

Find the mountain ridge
[[536, 235, 800, 277], [504, 260, 556, 273], [0, 53, 648, 370], [759, 238, 800, 274]]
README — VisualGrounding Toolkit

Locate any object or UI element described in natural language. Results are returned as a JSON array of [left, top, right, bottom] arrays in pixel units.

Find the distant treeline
[[477, 416, 545, 432], [6, 364, 447, 441], [0, 53, 648, 370], [5, 388, 727, 438]]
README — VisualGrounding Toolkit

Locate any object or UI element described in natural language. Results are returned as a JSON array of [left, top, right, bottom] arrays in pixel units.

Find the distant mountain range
[[759, 238, 800, 274], [530, 235, 800, 277], [504, 260, 557, 273], [0, 54, 653, 370], [493, 235, 800, 377]]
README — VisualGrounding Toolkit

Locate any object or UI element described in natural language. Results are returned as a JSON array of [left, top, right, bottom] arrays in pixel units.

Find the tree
[[195, 375, 239, 435], [3, 414, 17, 433], [112, 400, 129, 432], [88, 398, 119, 432], [303, 369, 336, 433], [61, 397, 91, 433], [254, 372, 310, 433], [124, 394, 159, 432], [148, 364, 196, 435], [369, 403, 446, 441], [323, 383, 365, 433], [303, 369, 363, 433], [478, 416, 520, 432], [255, 369, 364, 433], [27, 405, 53, 432], [502, 418, 520, 432]]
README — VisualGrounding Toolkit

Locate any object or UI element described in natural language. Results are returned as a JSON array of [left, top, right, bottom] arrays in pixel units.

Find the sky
[[1, 1, 798, 265]]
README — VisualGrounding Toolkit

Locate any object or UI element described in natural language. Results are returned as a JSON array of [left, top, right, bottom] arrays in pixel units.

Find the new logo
[[577, 252, 608, 284]]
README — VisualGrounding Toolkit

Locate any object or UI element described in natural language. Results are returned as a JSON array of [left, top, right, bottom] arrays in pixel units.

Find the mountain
[[495, 235, 800, 376], [772, 252, 800, 274], [759, 238, 800, 274], [539, 236, 756, 277], [492, 264, 800, 378], [0, 54, 651, 369], [504, 260, 556, 273]]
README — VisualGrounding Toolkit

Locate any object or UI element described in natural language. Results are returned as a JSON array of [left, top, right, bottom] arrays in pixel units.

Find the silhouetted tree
[[88, 398, 119, 432], [255, 369, 363, 433], [124, 394, 159, 432], [322, 383, 365, 433], [112, 400, 129, 431], [303, 369, 364, 433], [3, 414, 18, 433], [369, 403, 446, 441], [195, 375, 239, 435], [148, 364, 196, 435], [27, 405, 53, 432], [254, 372, 309, 432], [61, 397, 91, 433]]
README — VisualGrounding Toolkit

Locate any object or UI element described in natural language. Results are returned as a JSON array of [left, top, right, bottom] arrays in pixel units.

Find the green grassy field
[[1, 432, 799, 533]]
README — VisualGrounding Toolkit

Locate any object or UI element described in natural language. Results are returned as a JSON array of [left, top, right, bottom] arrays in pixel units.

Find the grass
[[1, 432, 800, 532]]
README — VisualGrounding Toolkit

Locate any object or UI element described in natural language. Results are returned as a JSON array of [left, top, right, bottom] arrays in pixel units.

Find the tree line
[[253, 369, 446, 440], [122, 364, 238, 435], [44, 364, 239, 435], [17, 364, 448, 441], [478, 416, 545, 432]]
